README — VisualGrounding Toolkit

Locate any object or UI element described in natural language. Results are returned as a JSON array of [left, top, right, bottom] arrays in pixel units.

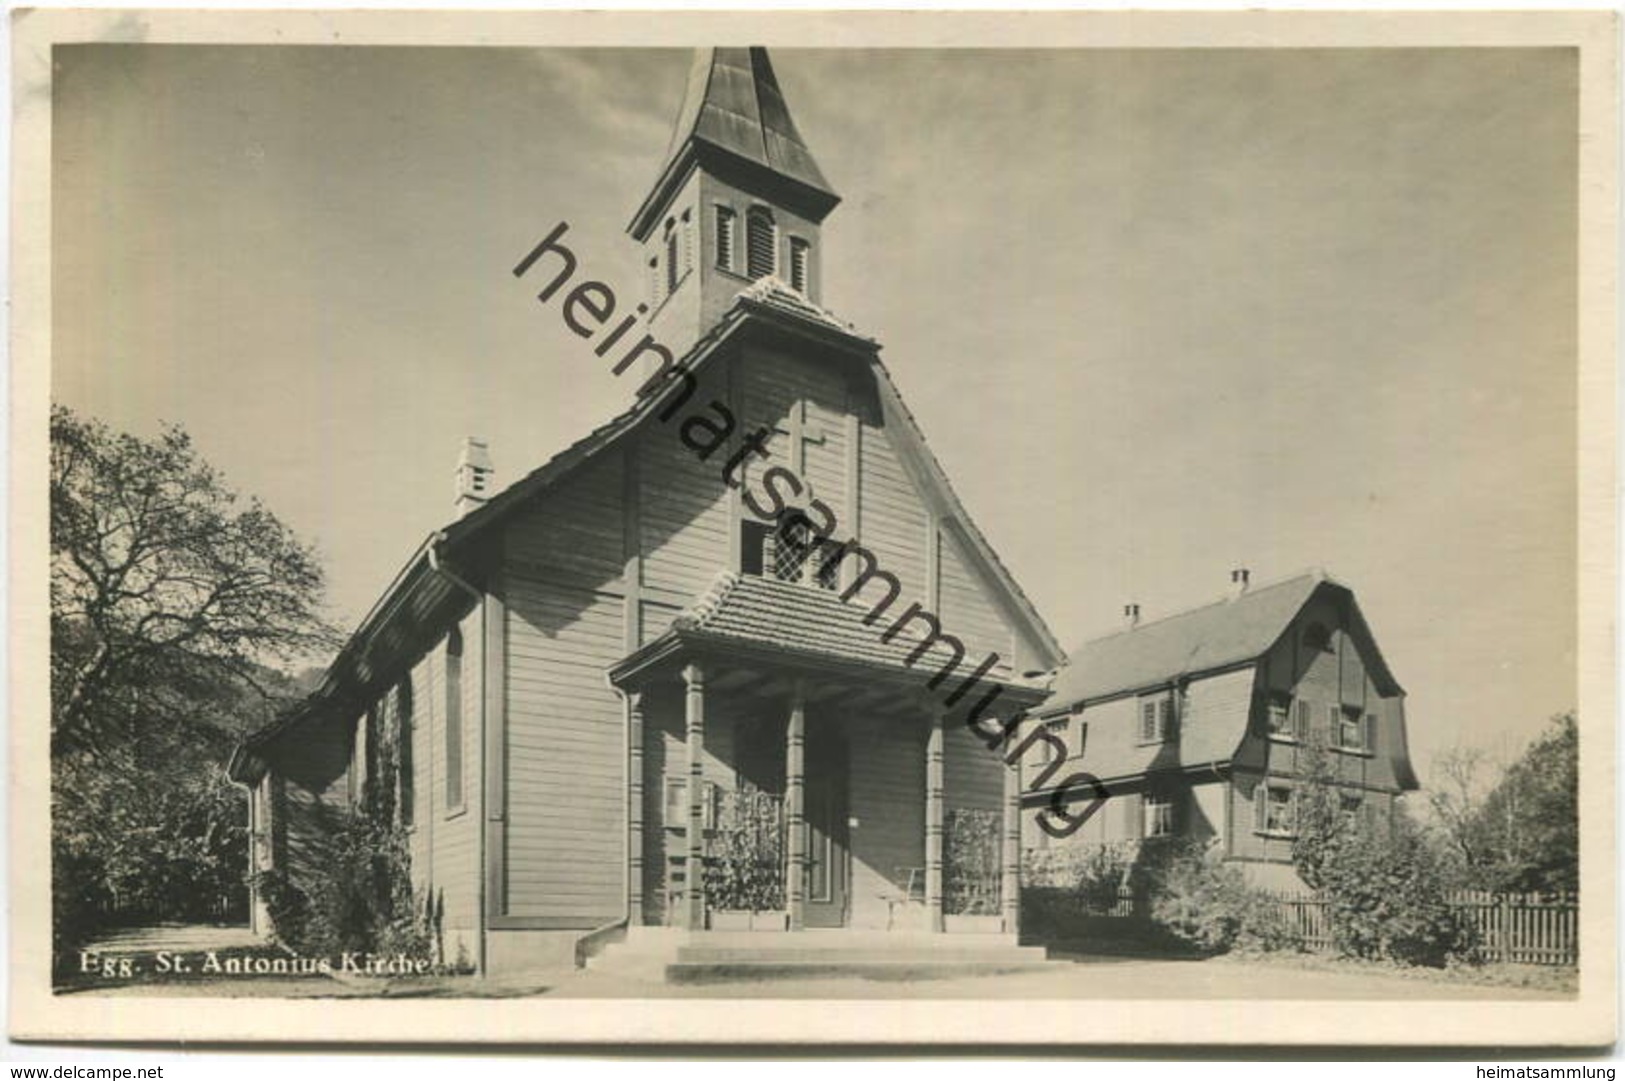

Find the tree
[[1424, 713, 1578, 895], [1469, 713, 1578, 894], [50, 406, 339, 956], [51, 405, 338, 754]]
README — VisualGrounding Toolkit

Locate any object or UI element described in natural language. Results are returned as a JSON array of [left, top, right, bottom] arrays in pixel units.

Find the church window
[[771, 515, 812, 582], [789, 237, 811, 293], [741, 513, 838, 592], [445, 627, 464, 815], [715, 205, 737, 272], [665, 220, 680, 296], [746, 207, 777, 280], [396, 680, 415, 829], [681, 209, 694, 276]]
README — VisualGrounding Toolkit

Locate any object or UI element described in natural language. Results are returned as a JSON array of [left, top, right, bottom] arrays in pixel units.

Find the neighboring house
[[228, 47, 1064, 976], [1018, 570, 1418, 890]]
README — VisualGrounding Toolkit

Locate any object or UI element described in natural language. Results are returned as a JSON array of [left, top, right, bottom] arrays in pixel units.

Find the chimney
[[1123, 603, 1141, 630], [1228, 567, 1251, 598], [454, 437, 494, 518]]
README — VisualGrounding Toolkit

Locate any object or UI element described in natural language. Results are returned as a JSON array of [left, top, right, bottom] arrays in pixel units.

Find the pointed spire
[[630, 47, 839, 240]]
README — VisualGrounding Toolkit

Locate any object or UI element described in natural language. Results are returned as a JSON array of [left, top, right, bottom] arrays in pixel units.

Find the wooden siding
[[506, 452, 625, 589], [429, 609, 483, 966], [936, 527, 1015, 680], [847, 717, 925, 930], [856, 396, 928, 605], [638, 363, 732, 602], [942, 722, 1002, 813], [502, 575, 625, 921], [269, 715, 353, 897]]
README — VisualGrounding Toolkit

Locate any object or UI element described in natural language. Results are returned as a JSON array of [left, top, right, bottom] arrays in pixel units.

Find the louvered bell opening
[[715, 207, 736, 271], [746, 209, 776, 280], [790, 238, 810, 293], [665, 228, 679, 295]]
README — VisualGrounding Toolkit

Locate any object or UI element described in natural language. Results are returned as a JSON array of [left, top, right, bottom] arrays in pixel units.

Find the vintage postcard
[[10, 8, 1617, 1048]]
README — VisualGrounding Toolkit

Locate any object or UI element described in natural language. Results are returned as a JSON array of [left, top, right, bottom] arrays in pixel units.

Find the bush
[[1022, 842, 1132, 912], [945, 809, 1001, 916], [257, 810, 429, 960], [703, 787, 784, 913], [1314, 823, 1473, 967], [1144, 839, 1300, 954], [1293, 747, 1474, 968]]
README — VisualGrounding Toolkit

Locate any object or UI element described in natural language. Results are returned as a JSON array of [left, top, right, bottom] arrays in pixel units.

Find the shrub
[[1143, 839, 1299, 954], [703, 787, 784, 913], [945, 808, 1001, 916], [258, 810, 429, 960]]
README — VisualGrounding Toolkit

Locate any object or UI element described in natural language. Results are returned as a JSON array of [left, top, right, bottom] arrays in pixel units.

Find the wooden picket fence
[[1265, 889, 1578, 966]]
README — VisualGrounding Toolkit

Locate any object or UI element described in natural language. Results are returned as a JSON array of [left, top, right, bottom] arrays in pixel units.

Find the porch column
[[683, 664, 707, 931], [1002, 751, 1021, 936], [626, 690, 645, 928], [925, 711, 945, 933], [785, 678, 807, 932]]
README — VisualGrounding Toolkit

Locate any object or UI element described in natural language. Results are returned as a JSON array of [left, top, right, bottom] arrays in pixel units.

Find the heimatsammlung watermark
[[513, 222, 1110, 837]]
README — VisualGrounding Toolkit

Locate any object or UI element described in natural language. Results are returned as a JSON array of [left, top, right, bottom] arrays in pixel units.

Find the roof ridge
[[1075, 569, 1327, 648], [677, 569, 741, 630]]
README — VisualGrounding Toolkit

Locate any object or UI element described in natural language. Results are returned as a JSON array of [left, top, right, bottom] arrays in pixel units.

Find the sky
[[51, 45, 1579, 784]]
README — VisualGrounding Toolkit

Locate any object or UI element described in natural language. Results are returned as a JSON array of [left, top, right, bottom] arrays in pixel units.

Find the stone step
[[664, 957, 1058, 985], [673, 944, 1049, 964]]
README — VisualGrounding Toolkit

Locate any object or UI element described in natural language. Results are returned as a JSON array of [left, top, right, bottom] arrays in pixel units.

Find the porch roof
[[611, 571, 1050, 703]]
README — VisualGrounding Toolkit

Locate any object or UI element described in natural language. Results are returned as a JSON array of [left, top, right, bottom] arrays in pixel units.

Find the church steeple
[[629, 48, 840, 355]]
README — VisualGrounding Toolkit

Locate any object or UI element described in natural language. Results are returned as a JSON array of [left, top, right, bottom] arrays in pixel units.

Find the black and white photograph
[[10, 8, 1617, 1049]]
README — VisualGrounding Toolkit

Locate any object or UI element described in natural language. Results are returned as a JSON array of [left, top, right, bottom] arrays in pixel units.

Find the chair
[[880, 866, 926, 930]]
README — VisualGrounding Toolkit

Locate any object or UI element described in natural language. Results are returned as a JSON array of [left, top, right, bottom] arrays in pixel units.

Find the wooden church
[[229, 47, 1066, 977]]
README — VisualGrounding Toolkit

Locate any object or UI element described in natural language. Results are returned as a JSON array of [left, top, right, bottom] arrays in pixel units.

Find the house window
[[1266, 696, 1294, 741], [1334, 707, 1364, 752], [1145, 794, 1175, 838], [746, 207, 776, 280], [789, 237, 811, 293], [1138, 693, 1174, 744], [1253, 783, 1297, 837], [444, 628, 464, 815], [715, 205, 737, 271]]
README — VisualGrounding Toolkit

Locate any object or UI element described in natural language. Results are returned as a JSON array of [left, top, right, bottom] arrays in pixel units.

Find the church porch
[[610, 644, 1032, 941]]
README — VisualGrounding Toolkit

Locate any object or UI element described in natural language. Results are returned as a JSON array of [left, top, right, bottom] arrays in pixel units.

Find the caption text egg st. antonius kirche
[[230, 46, 1072, 978]]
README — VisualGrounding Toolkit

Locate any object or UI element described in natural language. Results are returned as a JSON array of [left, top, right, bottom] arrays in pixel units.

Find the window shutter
[[1252, 784, 1268, 832], [1327, 704, 1341, 743], [1364, 712, 1377, 751], [1141, 700, 1156, 742], [1161, 696, 1176, 739], [681, 211, 694, 275], [1295, 700, 1310, 741]]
